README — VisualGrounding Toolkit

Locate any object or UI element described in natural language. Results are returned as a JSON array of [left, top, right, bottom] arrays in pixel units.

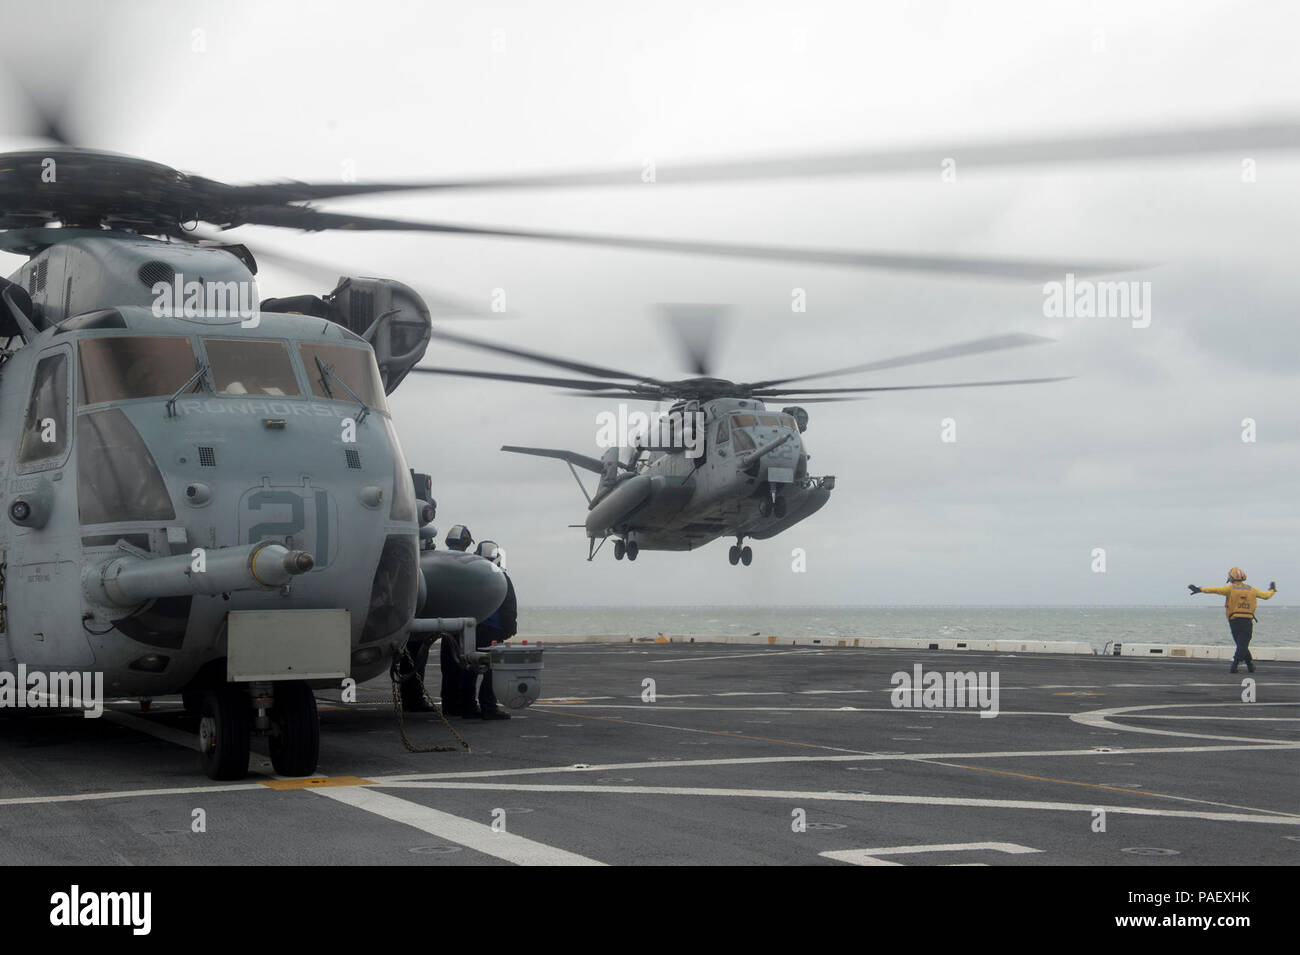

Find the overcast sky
[[2, 1, 1297, 606]]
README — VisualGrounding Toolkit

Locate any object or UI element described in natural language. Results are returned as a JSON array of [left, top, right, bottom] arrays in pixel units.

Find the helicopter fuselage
[[0, 234, 501, 702], [583, 396, 834, 552]]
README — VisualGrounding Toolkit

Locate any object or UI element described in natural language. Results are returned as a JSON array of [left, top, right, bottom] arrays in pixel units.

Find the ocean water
[[519, 605, 1300, 653]]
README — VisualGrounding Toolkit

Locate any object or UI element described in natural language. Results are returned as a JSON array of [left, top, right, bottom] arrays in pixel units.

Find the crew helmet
[[1228, 567, 1247, 582], [476, 540, 505, 568], [445, 525, 473, 551]]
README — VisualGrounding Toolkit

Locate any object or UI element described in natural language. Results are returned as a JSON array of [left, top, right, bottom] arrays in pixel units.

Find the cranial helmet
[[1228, 567, 1247, 582], [476, 540, 504, 568], [445, 525, 473, 551]]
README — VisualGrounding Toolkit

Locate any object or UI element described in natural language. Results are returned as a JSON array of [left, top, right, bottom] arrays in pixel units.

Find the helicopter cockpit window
[[732, 414, 757, 428], [715, 417, 730, 443], [758, 414, 782, 427], [77, 408, 176, 524], [78, 336, 198, 406], [780, 414, 797, 429], [204, 339, 301, 397], [731, 428, 756, 452], [17, 353, 69, 468], [299, 343, 389, 412]]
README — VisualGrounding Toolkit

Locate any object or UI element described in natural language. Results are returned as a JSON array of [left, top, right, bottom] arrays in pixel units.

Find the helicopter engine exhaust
[[84, 541, 315, 609]]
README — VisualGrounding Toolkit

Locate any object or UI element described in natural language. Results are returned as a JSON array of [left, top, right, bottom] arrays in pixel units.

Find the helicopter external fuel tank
[[585, 473, 694, 537]]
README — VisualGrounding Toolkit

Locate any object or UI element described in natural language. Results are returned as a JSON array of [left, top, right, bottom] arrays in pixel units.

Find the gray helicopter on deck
[[411, 307, 1066, 565]]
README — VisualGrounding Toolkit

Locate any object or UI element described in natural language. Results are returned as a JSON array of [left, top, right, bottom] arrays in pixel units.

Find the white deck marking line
[[1124, 715, 1299, 721], [534, 704, 1075, 715], [821, 842, 1043, 866], [0, 783, 265, 807], [1071, 702, 1300, 744], [311, 786, 605, 866], [3, 742, 1295, 809], [916, 758, 1296, 818], [648, 651, 824, 664], [375, 781, 1300, 826], [102, 710, 199, 751], [374, 742, 1300, 783]]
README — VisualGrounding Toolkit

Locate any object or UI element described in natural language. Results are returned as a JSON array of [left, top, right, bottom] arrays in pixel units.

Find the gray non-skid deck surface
[[2, 644, 1296, 865]]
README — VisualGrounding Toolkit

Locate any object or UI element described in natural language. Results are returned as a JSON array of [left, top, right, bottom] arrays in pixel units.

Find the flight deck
[[1, 641, 1296, 866]]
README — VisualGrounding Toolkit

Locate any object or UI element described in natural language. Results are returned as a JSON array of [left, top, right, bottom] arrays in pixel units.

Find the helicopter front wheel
[[199, 685, 251, 781], [614, 540, 625, 561], [728, 545, 741, 566], [741, 546, 753, 566], [268, 681, 320, 777], [626, 540, 639, 561]]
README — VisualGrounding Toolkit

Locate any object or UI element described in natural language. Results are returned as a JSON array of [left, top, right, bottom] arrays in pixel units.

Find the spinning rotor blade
[[185, 228, 489, 318], [754, 375, 1073, 396], [660, 303, 728, 376], [409, 365, 663, 394], [223, 118, 1300, 196], [223, 207, 1139, 279], [746, 332, 1056, 389], [425, 327, 668, 383]]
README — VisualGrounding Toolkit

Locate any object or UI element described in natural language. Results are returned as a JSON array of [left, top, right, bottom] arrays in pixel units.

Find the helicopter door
[[7, 347, 94, 667]]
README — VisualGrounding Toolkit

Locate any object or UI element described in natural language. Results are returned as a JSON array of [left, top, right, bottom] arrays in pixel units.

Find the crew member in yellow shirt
[[1188, 568, 1277, 673]]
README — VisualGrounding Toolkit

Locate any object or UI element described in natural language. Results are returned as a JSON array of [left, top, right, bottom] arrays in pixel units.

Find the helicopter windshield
[[78, 336, 199, 405], [204, 339, 301, 397], [299, 343, 388, 411]]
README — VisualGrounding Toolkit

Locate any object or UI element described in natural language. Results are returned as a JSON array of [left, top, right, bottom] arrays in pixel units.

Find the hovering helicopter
[[2, 52, 1296, 778], [411, 306, 1066, 564]]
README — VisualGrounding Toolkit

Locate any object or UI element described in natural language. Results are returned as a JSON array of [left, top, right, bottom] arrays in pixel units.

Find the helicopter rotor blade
[[745, 332, 1057, 389], [409, 365, 664, 394], [423, 327, 669, 384], [659, 303, 728, 376], [222, 207, 1140, 280], [217, 117, 1300, 198], [752, 376, 1073, 396], [188, 230, 491, 319]]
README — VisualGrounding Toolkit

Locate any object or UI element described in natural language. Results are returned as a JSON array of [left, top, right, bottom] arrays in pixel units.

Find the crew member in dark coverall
[[438, 525, 479, 715], [473, 540, 517, 720], [1189, 567, 1277, 673]]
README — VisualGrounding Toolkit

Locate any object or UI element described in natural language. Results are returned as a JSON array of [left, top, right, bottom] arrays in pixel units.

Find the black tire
[[728, 545, 740, 566], [741, 546, 753, 566], [614, 540, 625, 560], [198, 686, 251, 781], [759, 499, 772, 517], [268, 681, 320, 777], [773, 498, 787, 518], [626, 541, 639, 561]]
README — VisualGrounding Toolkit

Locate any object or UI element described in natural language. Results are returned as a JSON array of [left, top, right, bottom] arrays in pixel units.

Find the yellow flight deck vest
[[1199, 582, 1276, 619]]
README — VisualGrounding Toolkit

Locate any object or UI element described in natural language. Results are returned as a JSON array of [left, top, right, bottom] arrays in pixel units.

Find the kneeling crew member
[[474, 540, 517, 721], [1189, 567, 1277, 673], [440, 525, 480, 716]]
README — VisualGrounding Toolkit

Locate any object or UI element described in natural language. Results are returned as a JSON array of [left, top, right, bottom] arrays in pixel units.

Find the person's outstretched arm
[[1191, 584, 1230, 596], [1255, 582, 1277, 600]]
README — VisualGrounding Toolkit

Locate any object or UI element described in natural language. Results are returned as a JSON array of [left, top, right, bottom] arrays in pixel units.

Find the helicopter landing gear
[[625, 540, 639, 561], [760, 485, 787, 519], [198, 684, 251, 781], [729, 538, 753, 567], [267, 681, 320, 777], [614, 540, 625, 561]]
